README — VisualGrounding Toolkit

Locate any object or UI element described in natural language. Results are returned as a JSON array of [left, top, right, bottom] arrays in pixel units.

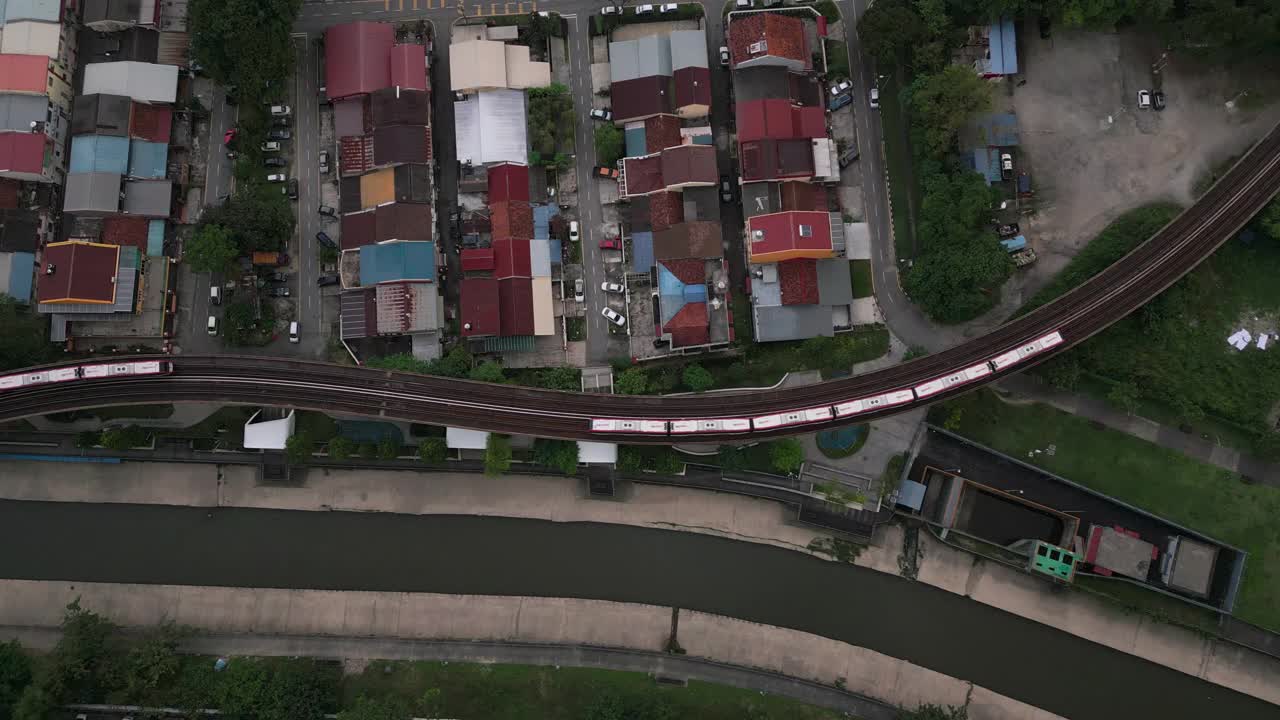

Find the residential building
[[82, 0, 162, 31], [453, 89, 528, 165], [620, 143, 716, 197], [609, 30, 709, 123], [450, 38, 550, 92], [82, 61, 177, 103], [727, 12, 809, 72]]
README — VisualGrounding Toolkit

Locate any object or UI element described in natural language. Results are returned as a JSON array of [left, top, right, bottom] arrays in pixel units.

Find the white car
[[569, 220, 580, 242], [660, 2, 678, 11], [289, 321, 299, 343], [270, 104, 292, 117], [601, 4, 621, 14], [574, 279, 585, 302], [589, 108, 613, 121], [601, 281, 624, 293], [635, 4, 655, 13], [601, 307, 626, 326], [735, 0, 753, 7], [1137, 89, 1152, 109], [829, 79, 853, 96], [261, 141, 281, 152], [869, 87, 880, 108], [207, 316, 217, 335], [719, 46, 731, 66], [266, 173, 286, 182]]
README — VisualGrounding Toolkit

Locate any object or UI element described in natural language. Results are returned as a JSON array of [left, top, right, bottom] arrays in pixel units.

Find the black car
[[287, 179, 299, 200], [270, 287, 291, 297], [317, 274, 340, 287], [1038, 15, 1051, 39], [315, 231, 336, 248], [263, 157, 286, 167], [720, 175, 734, 203], [271, 271, 288, 283], [838, 147, 860, 169], [268, 129, 292, 140], [1152, 90, 1166, 111]]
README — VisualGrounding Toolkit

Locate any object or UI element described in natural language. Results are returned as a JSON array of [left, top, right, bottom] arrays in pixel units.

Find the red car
[[599, 237, 621, 251], [223, 128, 237, 145]]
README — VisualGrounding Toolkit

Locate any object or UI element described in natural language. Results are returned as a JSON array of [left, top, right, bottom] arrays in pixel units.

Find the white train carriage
[[590, 418, 669, 434], [670, 418, 752, 434], [834, 389, 917, 418], [752, 406, 833, 430], [914, 362, 992, 398], [990, 331, 1064, 371]]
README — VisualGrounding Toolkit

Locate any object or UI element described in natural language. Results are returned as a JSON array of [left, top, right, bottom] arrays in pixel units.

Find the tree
[[124, 622, 184, 699], [769, 438, 805, 475], [907, 66, 993, 158], [376, 437, 400, 460], [903, 235, 1011, 323], [10, 685, 50, 720], [0, 640, 32, 720], [681, 364, 714, 392], [468, 361, 506, 384], [418, 438, 447, 463], [43, 600, 120, 703], [615, 367, 648, 395], [190, 0, 302, 101], [99, 425, 148, 450], [594, 123, 624, 166], [339, 695, 412, 720], [285, 432, 313, 465], [1260, 198, 1280, 241], [327, 436, 355, 460], [222, 300, 258, 346], [484, 434, 512, 476], [857, 0, 927, 70], [527, 84, 575, 161], [1108, 381, 1142, 415], [74, 431, 101, 449], [535, 366, 580, 390], [0, 297, 57, 371], [185, 224, 239, 273], [1040, 356, 1082, 391], [533, 439, 579, 475]]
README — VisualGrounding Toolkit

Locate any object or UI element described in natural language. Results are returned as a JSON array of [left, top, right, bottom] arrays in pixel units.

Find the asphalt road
[[292, 35, 328, 355]]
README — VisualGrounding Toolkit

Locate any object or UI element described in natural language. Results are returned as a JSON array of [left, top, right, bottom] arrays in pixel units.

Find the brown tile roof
[[739, 138, 814, 182], [37, 241, 119, 305], [664, 301, 709, 347], [649, 191, 685, 231], [129, 103, 172, 143], [778, 258, 819, 305], [491, 201, 534, 241], [370, 87, 432, 127], [644, 115, 682, 154], [660, 145, 717, 187], [460, 277, 500, 336], [779, 181, 820, 212], [611, 76, 673, 123], [622, 155, 663, 196], [728, 13, 809, 68], [653, 221, 722, 260], [498, 277, 535, 336], [674, 66, 711, 110], [487, 163, 530, 203], [100, 216, 150, 251], [341, 209, 377, 250], [660, 258, 706, 285], [375, 202, 432, 242], [373, 125, 431, 165]]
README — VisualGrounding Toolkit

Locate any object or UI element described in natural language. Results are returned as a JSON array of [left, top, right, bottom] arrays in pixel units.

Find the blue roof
[[147, 220, 165, 256], [549, 238, 561, 265], [989, 18, 1018, 75], [1001, 235, 1027, 251], [631, 230, 654, 272], [533, 203, 558, 239], [69, 135, 130, 175], [359, 241, 436, 285], [972, 148, 1002, 184], [969, 113, 1019, 148], [624, 126, 646, 158], [657, 262, 695, 326], [692, 134, 713, 145], [2, 251, 34, 302], [5, 0, 60, 23], [128, 140, 169, 179]]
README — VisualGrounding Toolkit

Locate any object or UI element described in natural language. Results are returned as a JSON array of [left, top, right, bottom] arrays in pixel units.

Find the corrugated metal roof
[[70, 135, 130, 175], [340, 289, 373, 339], [0, 93, 45, 132], [4, 0, 60, 23], [669, 30, 707, 70], [127, 139, 167, 178], [453, 90, 527, 165], [753, 304, 832, 342], [325, 21, 395, 100], [0, 20, 60, 57], [146, 219, 164, 256], [530, 238, 551, 277], [121, 179, 171, 217], [64, 172, 122, 214], [0, 250, 33, 302], [0, 53, 48, 94], [358, 240, 435, 285], [816, 258, 851, 306], [630, 230, 654, 272], [83, 62, 178, 103], [73, 94, 132, 136]]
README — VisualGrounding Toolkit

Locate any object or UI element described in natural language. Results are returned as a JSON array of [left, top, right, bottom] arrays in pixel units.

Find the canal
[[0, 500, 1271, 719]]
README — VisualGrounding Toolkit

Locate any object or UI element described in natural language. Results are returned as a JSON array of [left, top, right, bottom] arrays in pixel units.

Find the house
[[621, 144, 716, 197], [4, 0, 63, 25], [389, 43, 429, 91], [735, 99, 825, 143], [653, 221, 722, 260], [750, 257, 855, 342], [609, 30, 710, 122], [0, 250, 35, 301], [78, 26, 159, 65], [739, 138, 816, 183], [981, 18, 1018, 77], [324, 21, 395, 100], [36, 240, 124, 305], [357, 241, 436, 285], [82, 62, 178, 104], [747, 210, 840, 263], [339, 281, 441, 339], [453, 89, 528, 165], [450, 39, 550, 92], [81, 0, 161, 31], [72, 94, 132, 136], [727, 12, 809, 72], [0, 132, 52, 182], [121, 179, 171, 217], [657, 258, 710, 347], [63, 172, 122, 214]]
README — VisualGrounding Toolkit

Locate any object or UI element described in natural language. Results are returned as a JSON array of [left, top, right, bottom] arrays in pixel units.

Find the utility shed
[[1084, 525, 1157, 581], [1161, 536, 1218, 598]]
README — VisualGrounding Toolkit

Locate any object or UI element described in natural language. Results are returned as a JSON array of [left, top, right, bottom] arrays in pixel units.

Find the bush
[[617, 446, 684, 474], [376, 437, 400, 460], [615, 367, 648, 395], [770, 438, 805, 474], [75, 430, 101, 449], [418, 438, 447, 463], [359, 442, 377, 460], [533, 439, 579, 475], [285, 432, 313, 465], [468, 361, 506, 384], [681, 364, 714, 392], [594, 123, 624, 167], [484, 434, 512, 476], [99, 425, 148, 450], [327, 436, 355, 460]]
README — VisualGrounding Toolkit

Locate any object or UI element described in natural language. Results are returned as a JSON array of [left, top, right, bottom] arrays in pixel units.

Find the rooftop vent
[[798, 224, 813, 237], [748, 40, 768, 54], [44, 263, 55, 275]]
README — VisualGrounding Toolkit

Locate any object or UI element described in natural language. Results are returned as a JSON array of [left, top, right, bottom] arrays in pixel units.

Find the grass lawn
[[731, 289, 752, 343], [878, 72, 917, 260], [934, 390, 1280, 631], [702, 326, 889, 390], [343, 660, 846, 720], [849, 259, 873, 298]]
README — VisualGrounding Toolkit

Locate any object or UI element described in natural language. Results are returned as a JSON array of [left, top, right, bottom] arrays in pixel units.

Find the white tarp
[[446, 426, 489, 450], [243, 409, 295, 450], [579, 441, 618, 464], [454, 89, 527, 166]]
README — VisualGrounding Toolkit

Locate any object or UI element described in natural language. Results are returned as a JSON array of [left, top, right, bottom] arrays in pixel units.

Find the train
[[0, 359, 173, 391], [591, 331, 1063, 436]]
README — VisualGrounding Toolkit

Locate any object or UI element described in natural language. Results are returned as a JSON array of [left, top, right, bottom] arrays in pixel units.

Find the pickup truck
[[594, 166, 620, 179]]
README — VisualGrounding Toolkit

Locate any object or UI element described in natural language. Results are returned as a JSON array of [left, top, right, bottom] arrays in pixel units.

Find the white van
[[207, 316, 218, 335], [210, 285, 221, 305], [289, 321, 299, 343]]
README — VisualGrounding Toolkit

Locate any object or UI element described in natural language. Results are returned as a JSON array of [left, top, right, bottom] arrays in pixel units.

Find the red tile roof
[[493, 237, 532, 279], [498, 277, 535, 336], [37, 241, 120, 304], [461, 248, 495, 272], [375, 202, 432, 242], [460, 277, 500, 336], [660, 144, 717, 187], [0, 54, 48, 94], [645, 115, 683, 154], [611, 76, 673, 123], [747, 210, 833, 263], [341, 209, 376, 250], [491, 201, 534, 241], [739, 138, 814, 182], [340, 135, 375, 176], [0, 132, 47, 175], [129, 103, 172, 143], [728, 13, 808, 69], [674, 66, 711, 110], [779, 181, 826, 212], [0, 179, 18, 209], [101, 217, 150, 251], [325, 21, 395, 100], [389, 44, 428, 91], [622, 155, 663, 196], [778, 258, 819, 305], [654, 221, 722, 260], [736, 99, 825, 142], [664, 301, 709, 347], [369, 88, 431, 127], [649, 191, 684, 231], [373, 125, 431, 165], [661, 258, 705, 285], [487, 163, 530, 203]]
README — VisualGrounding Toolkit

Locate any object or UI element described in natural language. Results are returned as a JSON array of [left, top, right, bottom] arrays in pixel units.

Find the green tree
[[417, 438, 447, 463], [0, 640, 32, 720], [769, 438, 805, 475], [1040, 356, 1082, 391], [681, 364, 715, 392], [0, 297, 57, 371], [915, 168, 998, 251], [74, 431, 101, 449], [190, 0, 302, 101], [527, 84, 575, 161], [903, 235, 1011, 323], [857, 0, 927, 70], [43, 600, 120, 703], [376, 437, 400, 460], [907, 66, 993, 158], [535, 366, 580, 390], [185, 224, 239, 273], [533, 439, 579, 475], [327, 436, 355, 460], [594, 123, 624, 166], [222, 300, 258, 346], [615, 367, 648, 395], [484, 434, 513, 476], [124, 622, 184, 700], [339, 695, 411, 720], [1108, 381, 1142, 415], [1260, 198, 1280, 240], [99, 425, 148, 450], [469, 361, 507, 384], [10, 685, 50, 720], [285, 432, 313, 464]]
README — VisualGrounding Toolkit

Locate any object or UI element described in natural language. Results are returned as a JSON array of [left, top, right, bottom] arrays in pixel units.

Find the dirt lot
[[1000, 26, 1280, 304]]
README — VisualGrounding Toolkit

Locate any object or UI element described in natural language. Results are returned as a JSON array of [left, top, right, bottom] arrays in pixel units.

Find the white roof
[[454, 89, 527, 165], [579, 441, 618, 464], [83, 62, 178, 104], [450, 39, 507, 91], [0, 20, 60, 57], [243, 409, 296, 450], [446, 426, 490, 449], [532, 275, 554, 336]]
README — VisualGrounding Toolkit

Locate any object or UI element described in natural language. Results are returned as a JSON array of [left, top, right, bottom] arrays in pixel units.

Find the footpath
[[0, 461, 1276, 710]]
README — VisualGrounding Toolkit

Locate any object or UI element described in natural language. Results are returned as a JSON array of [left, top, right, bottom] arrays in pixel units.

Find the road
[[292, 34, 327, 355], [0, 500, 1273, 720]]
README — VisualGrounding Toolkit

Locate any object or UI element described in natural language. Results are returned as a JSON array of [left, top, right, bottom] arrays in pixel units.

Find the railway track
[[4, 123, 1280, 442]]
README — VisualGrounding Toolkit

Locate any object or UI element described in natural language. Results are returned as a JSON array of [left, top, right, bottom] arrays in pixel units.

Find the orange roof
[[359, 168, 396, 208]]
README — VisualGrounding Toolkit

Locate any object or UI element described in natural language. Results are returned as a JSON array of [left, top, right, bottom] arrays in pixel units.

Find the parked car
[[1000, 153, 1013, 180], [1152, 90, 1166, 111], [271, 271, 289, 283], [266, 173, 287, 182], [268, 129, 292, 140], [735, 0, 753, 7], [272, 116, 291, 127], [589, 108, 613, 121], [261, 141, 281, 152], [599, 237, 621, 251], [593, 166, 620, 179], [315, 231, 336, 248], [289, 321, 300, 343], [207, 316, 217, 335], [601, 307, 626, 326], [838, 147, 860, 169], [317, 274, 340, 287], [1137, 89, 1152, 109], [288, 179, 299, 200], [601, 4, 621, 14], [270, 104, 292, 117], [210, 285, 221, 305], [319, 150, 330, 173], [635, 4, 654, 13], [720, 175, 734, 203], [827, 92, 854, 112], [869, 88, 880, 108], [318, 205, 336, 217], [263, 157, 286, 168], [719, 46, 730, 66], [996, 223, 1020, 238], [574, 278, 584, 302], [222, 128, 237, 145], [660, 3, 678, 12], [568, 220, 580, 242], [829, 79, 853, 97], [601, 281, 624, 294], [271, 287, 291, 297]]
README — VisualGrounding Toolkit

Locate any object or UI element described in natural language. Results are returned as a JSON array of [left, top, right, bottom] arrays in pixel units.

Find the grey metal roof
[[72, 94, 132, 136], [64, 172, 122, 214], [609, 35, 672, 83], [340, 289, 371, 339], [0, 94, 47, 132], [753, 304, 833, 342], [122, 179, 171, 217], [816, 258, 852, 306], [669, 30, 707, 71], [741, 181, 780, 218]]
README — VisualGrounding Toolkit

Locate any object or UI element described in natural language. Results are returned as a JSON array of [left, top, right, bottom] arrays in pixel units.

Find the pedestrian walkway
[[994, 374, 1280, 488]]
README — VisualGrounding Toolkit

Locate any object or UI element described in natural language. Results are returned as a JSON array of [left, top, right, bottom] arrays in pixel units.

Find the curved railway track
[[4, 124, 1280, 442]]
